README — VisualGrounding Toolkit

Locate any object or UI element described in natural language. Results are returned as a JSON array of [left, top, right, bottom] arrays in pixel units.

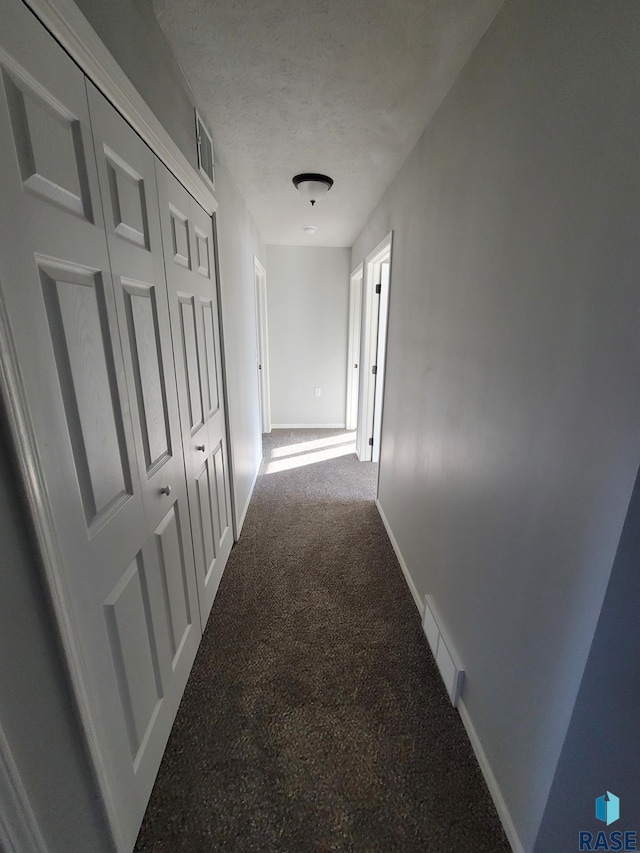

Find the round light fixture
[[292, 173, 334, 206], [304, 225, 317, 235]]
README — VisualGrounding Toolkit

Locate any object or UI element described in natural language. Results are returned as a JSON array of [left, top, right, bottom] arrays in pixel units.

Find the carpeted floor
[[134, 429, 510, 853]]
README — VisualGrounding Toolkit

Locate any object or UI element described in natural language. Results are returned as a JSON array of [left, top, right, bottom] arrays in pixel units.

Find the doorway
[[254, 256, 271, 434], [355, 233, 393, 463], [345, 264, 363, 432]]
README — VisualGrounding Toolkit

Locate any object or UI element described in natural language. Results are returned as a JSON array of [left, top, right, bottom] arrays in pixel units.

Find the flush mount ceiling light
[[292, 173, 333, 206], [304, 225, 317, 235]]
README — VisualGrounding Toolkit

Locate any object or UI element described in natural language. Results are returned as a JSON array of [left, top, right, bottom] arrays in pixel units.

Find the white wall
[[266, 245, 350, 427], [215, 160, 265, 530], [352, 0, 640, 848], [74, 0, 199, 170]]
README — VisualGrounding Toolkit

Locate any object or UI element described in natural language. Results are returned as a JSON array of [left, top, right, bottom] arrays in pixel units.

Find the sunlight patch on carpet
[[264, 442, 357, 474], [270, 432, 357, 459]]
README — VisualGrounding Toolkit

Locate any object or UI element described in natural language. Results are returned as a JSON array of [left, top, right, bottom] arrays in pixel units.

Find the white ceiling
[[152, 0, 503, 247]]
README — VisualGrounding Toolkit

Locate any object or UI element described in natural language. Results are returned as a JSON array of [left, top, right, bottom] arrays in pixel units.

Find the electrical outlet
[[314, 387, 321, 397]]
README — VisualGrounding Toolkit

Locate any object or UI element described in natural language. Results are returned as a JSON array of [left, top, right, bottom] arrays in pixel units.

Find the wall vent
[[422, 595, 465, 706], [195, 110, 214, 190]]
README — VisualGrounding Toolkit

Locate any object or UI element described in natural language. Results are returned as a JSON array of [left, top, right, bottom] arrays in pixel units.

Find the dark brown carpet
[[134, 429, 510, 853]]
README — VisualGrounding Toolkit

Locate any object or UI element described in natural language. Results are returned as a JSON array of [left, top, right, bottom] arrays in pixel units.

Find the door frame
[[345, 264, 363, 432], [356, 232, 393, 462], [254, 257, 271, 434], [371, 259, 390, 464]]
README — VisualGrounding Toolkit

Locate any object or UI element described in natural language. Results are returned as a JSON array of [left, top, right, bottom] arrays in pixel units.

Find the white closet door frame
[[345, 264, 363, 432], [254, 256, 271, 434]]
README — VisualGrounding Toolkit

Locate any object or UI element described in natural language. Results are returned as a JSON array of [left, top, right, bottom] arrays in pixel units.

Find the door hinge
[[372, 365, 377, 375], [375, 283, 382, 294], [368, 437, 374, 446]]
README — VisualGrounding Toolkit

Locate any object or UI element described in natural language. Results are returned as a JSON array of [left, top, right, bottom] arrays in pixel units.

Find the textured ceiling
[[152, 0, 503, 247]]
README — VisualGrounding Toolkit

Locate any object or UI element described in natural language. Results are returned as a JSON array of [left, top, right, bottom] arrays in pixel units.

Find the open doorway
[[254, 256, 271, 433], [354, 233, 393, 463]]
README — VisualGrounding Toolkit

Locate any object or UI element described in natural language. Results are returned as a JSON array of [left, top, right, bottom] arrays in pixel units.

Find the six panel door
[[157, 163, 234, 629]]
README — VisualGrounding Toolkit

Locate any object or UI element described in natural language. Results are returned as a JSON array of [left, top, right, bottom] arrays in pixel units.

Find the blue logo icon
[[596, 792, 620, 826]]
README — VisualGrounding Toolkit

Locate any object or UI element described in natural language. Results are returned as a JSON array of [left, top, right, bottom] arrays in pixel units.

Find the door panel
[[154, 503, 192, 663], [122, 280, 171, 473], [157, 163, 233, 628], [39, 260, 133, 527], [195, 458, 217, 574], [194, 225, 210, 277], [105, 149, 150, 249], [178, 293, 205, 432], [211, 439, 230, 544], [169, 206, 191, 268], [2, 67, 93, 220], [202, 298, 220, 415], [103, 551, 163, 765]]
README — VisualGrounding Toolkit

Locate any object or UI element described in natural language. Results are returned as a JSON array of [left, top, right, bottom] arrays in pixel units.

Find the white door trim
[[0, 722, 48, 853], [21, 0, 217, 216], [356, 232, 393, 462], [371, 260, 390, 464], [254, 257, 271, 434], [345, 264, 363, 432]]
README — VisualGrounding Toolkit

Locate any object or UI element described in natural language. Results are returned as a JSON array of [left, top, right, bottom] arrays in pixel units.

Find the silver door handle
[[196, 444, 206, 452], [160, 485, 172, 496]]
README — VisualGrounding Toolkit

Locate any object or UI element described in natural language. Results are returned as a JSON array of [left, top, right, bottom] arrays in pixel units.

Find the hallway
[[134, 430, 509, 852]]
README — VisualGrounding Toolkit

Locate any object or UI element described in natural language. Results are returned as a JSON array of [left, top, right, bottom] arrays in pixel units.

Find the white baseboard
[[374, 498, 424, 616], [458, 699, 525, 853], [270, 423, 347, 429], [236, 459, 261, 537]]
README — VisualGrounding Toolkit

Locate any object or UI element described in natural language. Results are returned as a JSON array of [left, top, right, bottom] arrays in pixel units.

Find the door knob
[[196, 444, 206, 452], [160, 485, 172, 496]]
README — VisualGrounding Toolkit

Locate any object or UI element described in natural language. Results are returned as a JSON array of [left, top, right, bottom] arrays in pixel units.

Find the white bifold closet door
[[86, 80, 202, 816], [0, 3, 221, 849], [157, 164, 233, 627]]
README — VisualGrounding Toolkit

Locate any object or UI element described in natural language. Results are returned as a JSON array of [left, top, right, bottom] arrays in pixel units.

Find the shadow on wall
[[533, 462, 640, 848]]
